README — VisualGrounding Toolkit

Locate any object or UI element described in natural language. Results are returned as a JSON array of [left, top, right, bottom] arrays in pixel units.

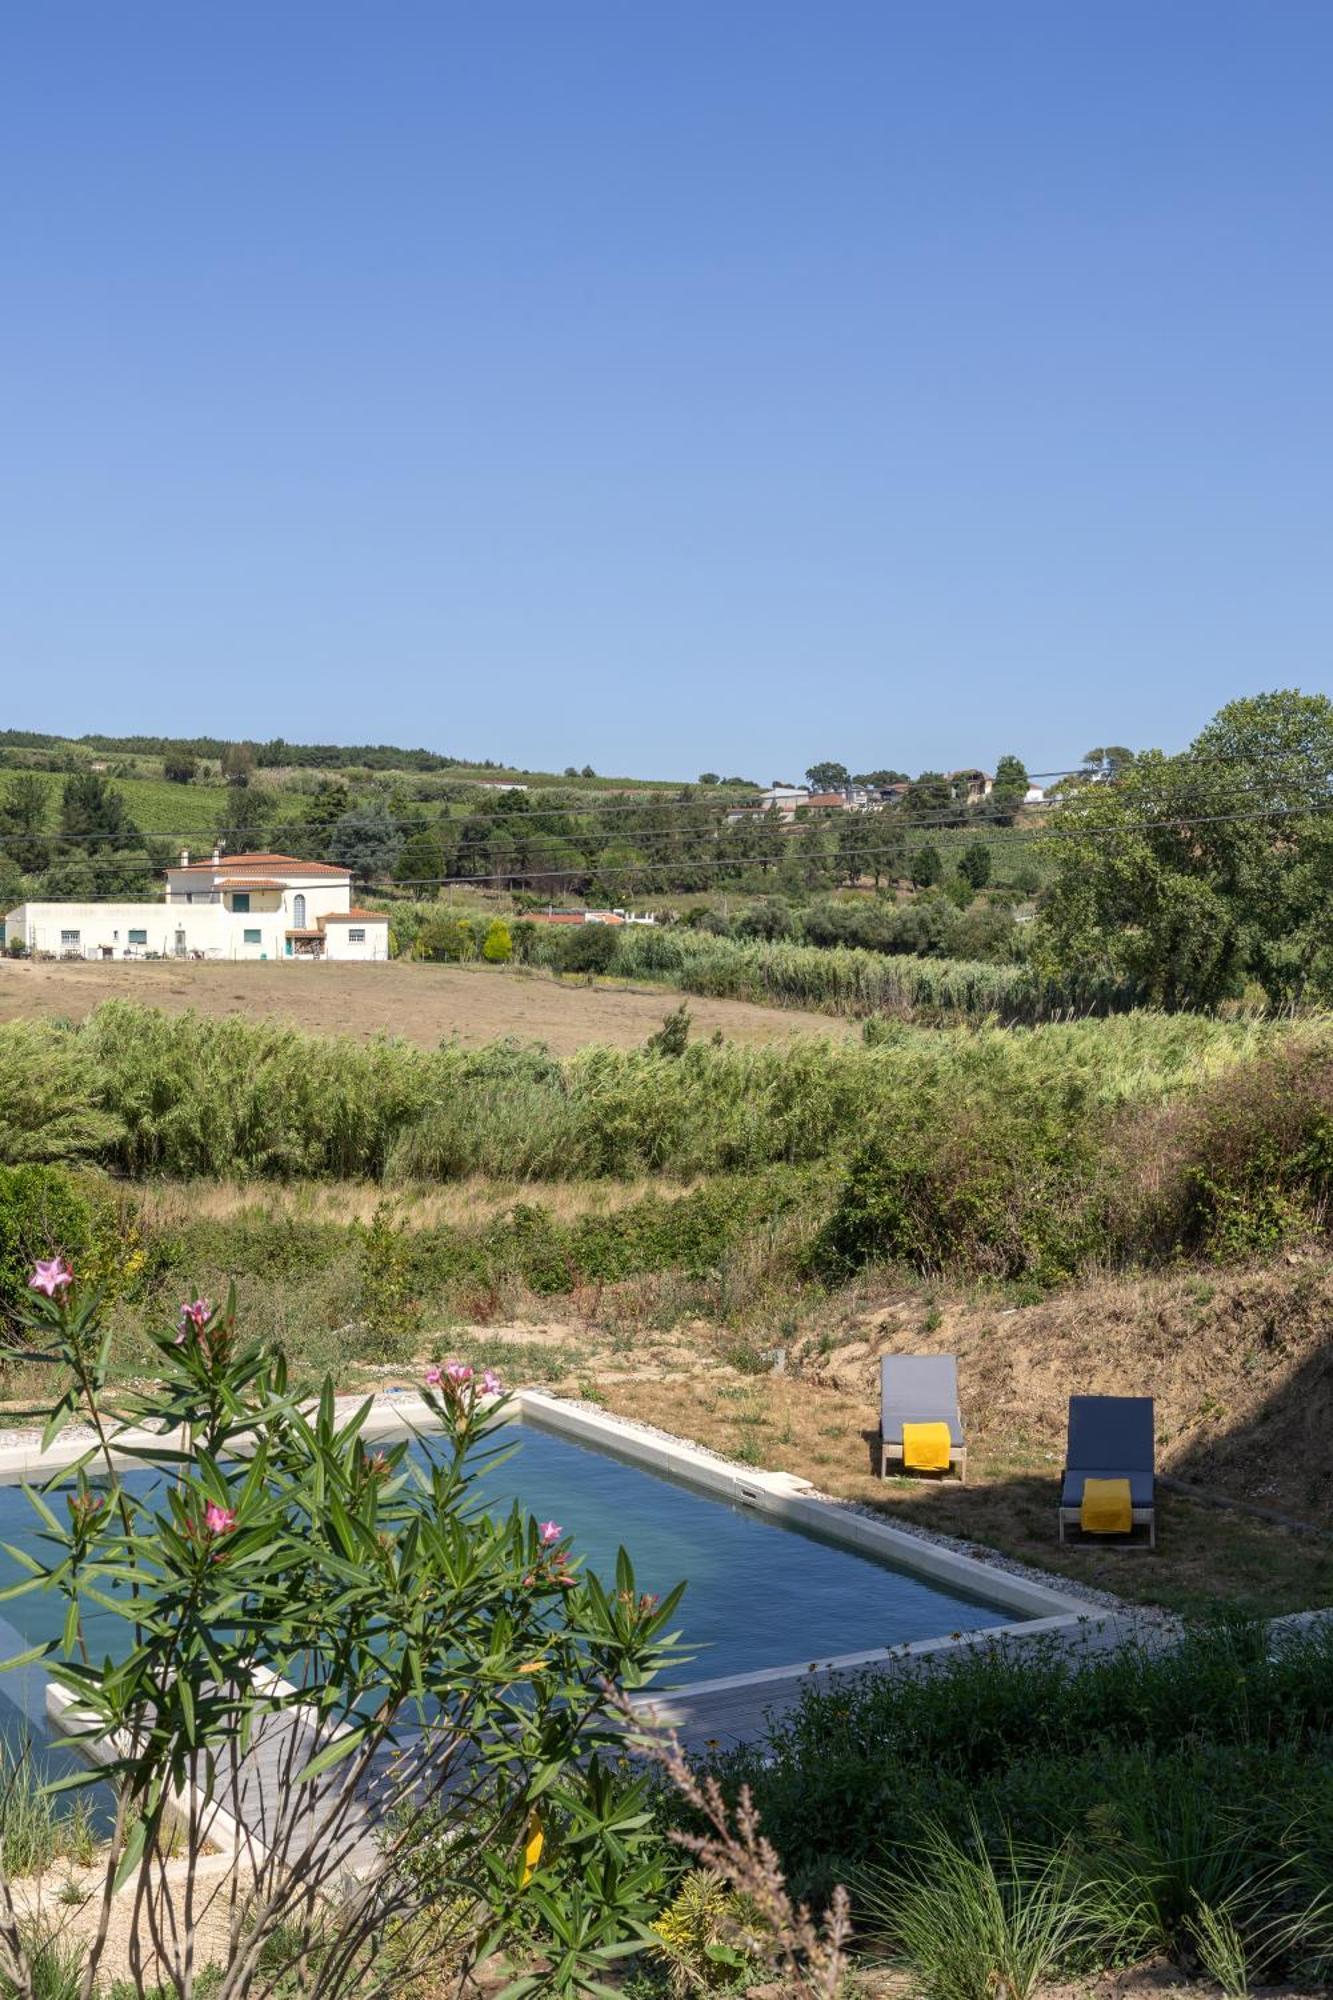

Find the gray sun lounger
[[1058, 1394, 1156, 1548], [879, 1354, 966, 1481]]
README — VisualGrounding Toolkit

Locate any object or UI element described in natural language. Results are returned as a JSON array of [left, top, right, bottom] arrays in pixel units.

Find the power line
[[14, 791, 1333, 903]]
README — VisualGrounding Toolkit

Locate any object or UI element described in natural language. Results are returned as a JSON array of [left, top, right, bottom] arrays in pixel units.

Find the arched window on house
[[293, 893, 306, 928]]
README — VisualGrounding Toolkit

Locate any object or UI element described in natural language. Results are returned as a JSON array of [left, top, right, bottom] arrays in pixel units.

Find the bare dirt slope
[[0, 957, 852, 1054]]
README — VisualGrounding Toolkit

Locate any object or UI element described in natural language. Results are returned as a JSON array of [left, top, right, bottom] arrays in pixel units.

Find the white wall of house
[[322, 918, 389, 961], [5, 902, 231, 959]]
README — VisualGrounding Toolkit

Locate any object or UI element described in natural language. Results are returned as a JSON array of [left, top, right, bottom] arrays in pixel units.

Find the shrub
[[415, 914, 479, 961], [1127, 1038, 1333, 1259], [481, 917, 513, 963], [2, 1270, 685, 1999], [558, 923, 618, 974], [814, 1087, 1104, 1284], [683, 1618, 1333, 1987], [0, 1166, 94, 1329], [958, 841, 993, 890], [645, 1003, 692, 1058], [911, 843, 942, 887], [649, 1869, 754, 1995]]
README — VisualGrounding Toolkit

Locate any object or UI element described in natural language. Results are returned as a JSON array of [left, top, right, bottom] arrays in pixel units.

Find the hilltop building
[[4, 851, 390, 961]]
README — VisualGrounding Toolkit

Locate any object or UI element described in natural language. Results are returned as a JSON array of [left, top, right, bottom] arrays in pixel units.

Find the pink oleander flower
[[29, 1258, 72, 1298], [175, 1297, 213, 1346], [424, 1366, 443, 1387], [538, 1520, 562, 1546], [480, 1369, 503, 1396], [204, 1502, 237, 1537], [444, 1362, 473, 1387]]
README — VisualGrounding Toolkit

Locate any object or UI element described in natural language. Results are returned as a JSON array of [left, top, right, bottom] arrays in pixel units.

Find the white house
[[5, 851, 390, 962]]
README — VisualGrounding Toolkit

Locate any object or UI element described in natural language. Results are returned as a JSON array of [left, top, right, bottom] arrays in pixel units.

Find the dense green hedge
[[684, 1620, 1333, 1985]]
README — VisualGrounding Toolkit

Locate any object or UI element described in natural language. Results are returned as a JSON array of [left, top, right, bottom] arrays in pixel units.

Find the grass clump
[[857, 1816, 1102, 2000], [0, 1741, 96, 1876]]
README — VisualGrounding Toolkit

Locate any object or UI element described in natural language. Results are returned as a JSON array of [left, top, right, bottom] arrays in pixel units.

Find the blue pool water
[[468, 1421, 1016, 1677], [0, 1417, 1019, 1766]]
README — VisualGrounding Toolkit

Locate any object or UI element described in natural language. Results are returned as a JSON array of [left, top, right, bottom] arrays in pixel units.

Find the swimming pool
[[0, 1408, 1027, 1770]]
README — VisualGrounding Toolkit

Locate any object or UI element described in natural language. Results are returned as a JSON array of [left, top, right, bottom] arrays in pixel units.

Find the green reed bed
[[0, 1000, 1300, 1187]]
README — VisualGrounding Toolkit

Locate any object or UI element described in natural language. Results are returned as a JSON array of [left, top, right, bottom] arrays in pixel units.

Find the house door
[[174, 929, 187, 957]]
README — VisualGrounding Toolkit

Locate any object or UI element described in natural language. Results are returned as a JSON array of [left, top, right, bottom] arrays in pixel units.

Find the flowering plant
[[0, 1267, 684, 2000]]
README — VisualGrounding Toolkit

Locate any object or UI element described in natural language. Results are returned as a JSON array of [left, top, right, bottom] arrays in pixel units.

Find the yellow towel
[[902, 1421, 952, 1472], [1080, 1477, 1132, 1534]]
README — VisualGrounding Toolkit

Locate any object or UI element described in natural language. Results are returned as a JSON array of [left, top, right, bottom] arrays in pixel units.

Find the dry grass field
[[0, 955, 854, 1054]]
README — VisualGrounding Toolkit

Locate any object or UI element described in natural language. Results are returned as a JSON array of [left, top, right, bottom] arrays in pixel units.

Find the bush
[[1101, 1034, 1333, 1262], [481, 918, 513, 964], [691, 1619, 1333, 1951], [415, 914, 479, 961], [814, 1083, 1104, 1284], [734, 898, 797, 941], [3, 1271, 684, 1998], [558, 923, 618, 974], [958, 841, 993, 890], [0, 1165, 94, 1329]]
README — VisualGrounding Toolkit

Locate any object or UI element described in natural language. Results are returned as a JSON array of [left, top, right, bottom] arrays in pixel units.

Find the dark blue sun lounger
[[1058, 1394, 1156, 1547]]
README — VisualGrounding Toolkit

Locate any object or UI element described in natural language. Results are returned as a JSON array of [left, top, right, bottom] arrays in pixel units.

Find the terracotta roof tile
[[171, 853, 351, 877], [322, 907, 387, 924]]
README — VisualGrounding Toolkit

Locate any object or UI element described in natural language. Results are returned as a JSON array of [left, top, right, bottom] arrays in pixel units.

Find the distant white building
[[5, 851, 390, 962]]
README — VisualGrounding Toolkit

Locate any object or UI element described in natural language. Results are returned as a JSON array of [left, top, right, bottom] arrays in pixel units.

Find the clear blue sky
[[4, 2, 1332, 781]]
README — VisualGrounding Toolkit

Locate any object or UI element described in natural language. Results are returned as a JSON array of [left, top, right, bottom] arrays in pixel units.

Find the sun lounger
[[879, 1354, 967, 1481], [1057, 1394, 1156, 1548]]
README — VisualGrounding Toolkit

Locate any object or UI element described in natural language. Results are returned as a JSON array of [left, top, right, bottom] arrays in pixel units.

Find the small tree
[[394, 827, 447, 889], [958, 841, 992, 889], [220, 740, 256, 787], [645, 1002, 691, 1057], [60, 772, 140, 848], [482, 918, 513, 963], [215, 785, 271, 855], [162, 753, 197, 785], [0, 773, 49, 872], [805, 761, 850, 793], [910, 843, 942, 888], [559, 923, 617, 974], [329, 802, 404, 882], [416, 915, 479, 962]]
